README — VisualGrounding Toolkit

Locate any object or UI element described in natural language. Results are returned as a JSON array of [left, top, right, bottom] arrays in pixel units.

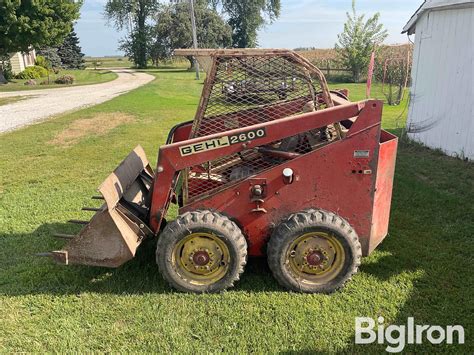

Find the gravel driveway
[[0, 69, 155, 133]]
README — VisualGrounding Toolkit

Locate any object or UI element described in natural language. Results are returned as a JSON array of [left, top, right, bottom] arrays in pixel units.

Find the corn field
[[298, 44, 413, 84]]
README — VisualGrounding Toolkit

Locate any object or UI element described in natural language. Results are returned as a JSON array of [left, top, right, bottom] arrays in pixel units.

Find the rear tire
[[156, 210, 247, 293], [267, 209, 361, 293]]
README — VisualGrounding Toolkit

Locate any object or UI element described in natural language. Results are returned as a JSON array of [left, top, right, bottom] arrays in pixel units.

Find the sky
[[75, 0, 422, 57]]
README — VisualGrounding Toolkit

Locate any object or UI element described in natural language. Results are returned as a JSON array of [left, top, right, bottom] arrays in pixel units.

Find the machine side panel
[[181, 125, 381, 256], [368, 130, 398, 254]]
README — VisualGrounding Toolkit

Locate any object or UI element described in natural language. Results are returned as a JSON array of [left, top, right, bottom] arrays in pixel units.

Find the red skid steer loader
[[44, 49, 398, 293]]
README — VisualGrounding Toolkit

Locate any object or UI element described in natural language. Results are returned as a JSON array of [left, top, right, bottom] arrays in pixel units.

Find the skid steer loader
[[43, 49, 398, 293]]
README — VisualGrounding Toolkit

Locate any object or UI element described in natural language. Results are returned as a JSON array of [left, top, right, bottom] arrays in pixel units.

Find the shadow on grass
[[0, 141, 472, 351], [136, 69, 190, 74], [0, 216, 419, 298], [276, 138, 473, 352], [97, 71, 114, 75], [0, 222, 283, 296], [339, 138, 472, 353]]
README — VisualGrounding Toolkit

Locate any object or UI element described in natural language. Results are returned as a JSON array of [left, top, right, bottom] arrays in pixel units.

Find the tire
[[156, 210, 247, 293], [267, 209, 361, 293]]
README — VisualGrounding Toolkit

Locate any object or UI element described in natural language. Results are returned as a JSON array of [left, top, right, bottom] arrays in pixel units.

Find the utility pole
[[189, 0, 200, 80]]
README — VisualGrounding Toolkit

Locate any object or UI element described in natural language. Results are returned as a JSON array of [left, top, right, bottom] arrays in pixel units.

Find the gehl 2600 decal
[[180, 128, 266, 156]]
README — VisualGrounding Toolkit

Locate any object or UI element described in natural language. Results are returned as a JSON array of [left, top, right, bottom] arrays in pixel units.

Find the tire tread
[[156, 210, 247, 293], [267, 209, 362, 293]]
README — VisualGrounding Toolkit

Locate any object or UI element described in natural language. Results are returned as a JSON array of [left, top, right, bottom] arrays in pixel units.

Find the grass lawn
[[0, 96, 25, 106], [0, 69, 118, 92], [84, 56, 190, 70], [84, 56, 132, 69], [0, 69, 472, 353]]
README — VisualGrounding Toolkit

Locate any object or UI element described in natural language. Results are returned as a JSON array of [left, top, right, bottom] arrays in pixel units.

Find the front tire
[[267, 209, 361, 293], [156, 210, 247, 293]]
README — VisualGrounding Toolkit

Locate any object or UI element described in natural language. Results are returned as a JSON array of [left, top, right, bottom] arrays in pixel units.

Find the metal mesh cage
[[190, 53, 326, 138], [183, 51, 337, 203]]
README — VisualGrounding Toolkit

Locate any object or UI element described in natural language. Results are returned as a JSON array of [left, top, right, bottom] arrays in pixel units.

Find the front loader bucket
[[50, 146, 154, 268]]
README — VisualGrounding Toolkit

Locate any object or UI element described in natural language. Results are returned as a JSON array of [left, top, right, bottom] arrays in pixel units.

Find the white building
[[7, 49, 36, 74], [403, 0, 473, 160]]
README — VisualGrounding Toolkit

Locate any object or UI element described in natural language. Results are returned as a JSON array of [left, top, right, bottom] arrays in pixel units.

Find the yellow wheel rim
[[286, 231, 345, 285], [172, 232, 230, 286]]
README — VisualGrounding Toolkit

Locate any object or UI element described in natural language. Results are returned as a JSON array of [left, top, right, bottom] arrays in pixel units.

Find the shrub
[[15, 66, 48, 79], [35, 55, 51, 69], [54, 74, 75, 84], [24, 79, 37, 86]]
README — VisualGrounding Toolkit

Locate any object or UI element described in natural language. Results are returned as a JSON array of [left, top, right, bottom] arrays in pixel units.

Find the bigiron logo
[[355, 317, 465, 353]]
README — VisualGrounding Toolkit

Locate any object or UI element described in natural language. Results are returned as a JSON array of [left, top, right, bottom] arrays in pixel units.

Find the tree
[[36, 47, 62, 68], [152, 1, 232, 67], [0, 0, 81, 81], [105, 0, 159, 68], [335, 0, 388, 82], [212, 0, 281, 48], [118, 31, 150, 68], [57, 28, 85, 69]]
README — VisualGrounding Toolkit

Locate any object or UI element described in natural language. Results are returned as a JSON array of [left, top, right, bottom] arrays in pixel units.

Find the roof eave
[[402, 1, 474, 35], [402, 0, 426, 35], [402, 19, 417, 34]]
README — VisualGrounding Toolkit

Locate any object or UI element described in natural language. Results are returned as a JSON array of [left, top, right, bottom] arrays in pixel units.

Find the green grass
[[0, 69, 472, 353], [333, 83, 411, 135], [0, 69, 118, 92], [84, 56, 191, 70], [0, 96, 25, 106], [84, 56, 133, 69]]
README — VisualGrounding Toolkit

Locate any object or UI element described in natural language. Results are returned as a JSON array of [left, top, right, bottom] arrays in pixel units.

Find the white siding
[[407, 6, 474, 160], [9, 52, 25, 74], [4, 49, 36, 75]]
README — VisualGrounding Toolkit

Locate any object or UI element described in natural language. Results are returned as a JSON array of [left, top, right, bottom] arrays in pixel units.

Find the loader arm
[[149, 99, 381, 232]]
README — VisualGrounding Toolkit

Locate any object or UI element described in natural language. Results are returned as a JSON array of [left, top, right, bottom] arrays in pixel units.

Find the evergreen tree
[[57, 29, 85, 69], [36, 47, 62, 68]]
